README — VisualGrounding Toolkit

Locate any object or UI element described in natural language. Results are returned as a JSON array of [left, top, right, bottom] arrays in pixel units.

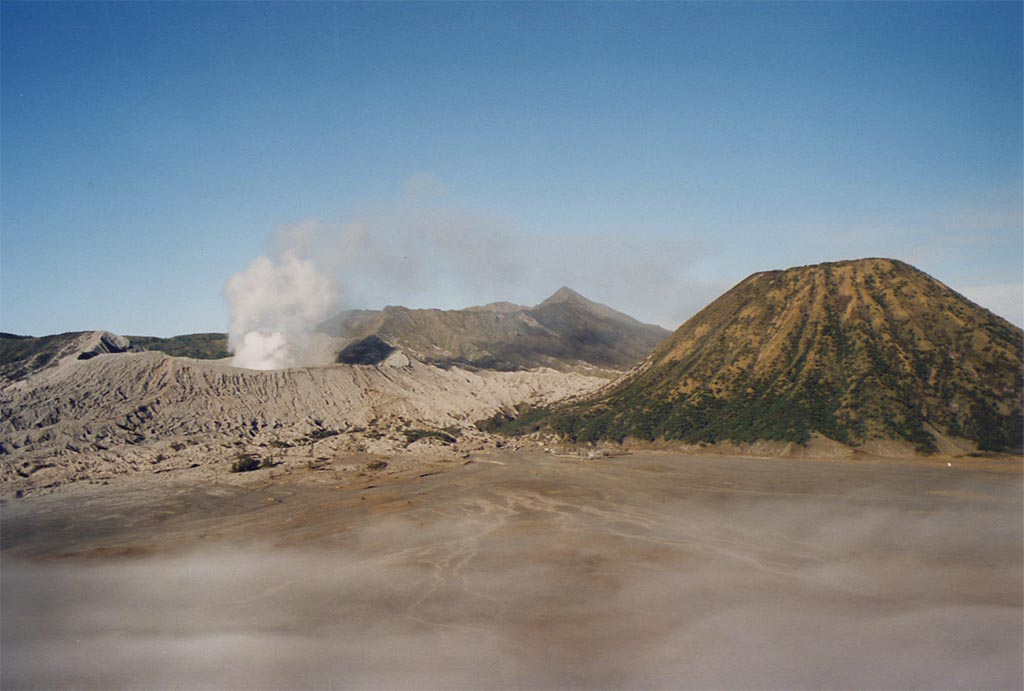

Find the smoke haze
[[221, 177, 715, 368], [314, 187, 716, 327]]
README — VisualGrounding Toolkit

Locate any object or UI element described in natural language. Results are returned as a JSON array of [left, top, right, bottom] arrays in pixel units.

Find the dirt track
[[2, 451, 1021, 689]]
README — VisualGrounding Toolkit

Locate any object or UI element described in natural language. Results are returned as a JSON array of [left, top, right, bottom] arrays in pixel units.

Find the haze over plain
[[1, 2, 1021, 337]]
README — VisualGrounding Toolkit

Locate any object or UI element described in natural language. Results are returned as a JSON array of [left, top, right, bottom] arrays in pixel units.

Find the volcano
[[512, 259, 1022, 453]]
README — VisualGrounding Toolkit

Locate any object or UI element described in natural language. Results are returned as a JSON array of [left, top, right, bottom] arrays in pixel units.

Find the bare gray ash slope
[[0, 336, 604, 493], [0, 288, 674, 493]]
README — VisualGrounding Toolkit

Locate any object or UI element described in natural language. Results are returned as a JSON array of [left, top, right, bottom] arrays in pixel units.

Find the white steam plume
[[223, 250, 339, 370]]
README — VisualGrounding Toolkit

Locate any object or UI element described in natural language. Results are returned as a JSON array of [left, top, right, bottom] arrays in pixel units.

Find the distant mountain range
[[0, 288, 668, 379], [321, 287, 671, 374], [487, 259, 1023, 453]]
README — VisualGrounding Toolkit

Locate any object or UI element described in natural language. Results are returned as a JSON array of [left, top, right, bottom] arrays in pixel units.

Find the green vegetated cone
[[505, 258, 1023, 453]]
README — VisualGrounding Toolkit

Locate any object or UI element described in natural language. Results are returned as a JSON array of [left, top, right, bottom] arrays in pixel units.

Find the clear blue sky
[[2, 1, 1021, 335]]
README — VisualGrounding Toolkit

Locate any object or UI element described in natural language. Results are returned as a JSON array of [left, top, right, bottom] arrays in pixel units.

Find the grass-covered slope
[[2, 332, 230, 376], [127, 333, 230, 360], [485, 259, 1023, 453], [0, 332, 88, 381]]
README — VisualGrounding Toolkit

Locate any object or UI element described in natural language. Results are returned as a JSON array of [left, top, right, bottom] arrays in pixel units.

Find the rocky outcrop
[[336, 335, 396, 365], [76, 332, 138, 360]]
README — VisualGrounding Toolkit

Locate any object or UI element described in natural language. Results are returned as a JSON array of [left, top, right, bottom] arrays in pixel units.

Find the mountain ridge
[[319, 287, 670, 374], [4, 288, 668, 375]]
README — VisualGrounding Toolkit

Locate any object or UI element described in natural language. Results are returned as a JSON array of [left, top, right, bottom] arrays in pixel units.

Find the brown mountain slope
[[494, 259, 1023, 453], [319, 287, 670, 374]]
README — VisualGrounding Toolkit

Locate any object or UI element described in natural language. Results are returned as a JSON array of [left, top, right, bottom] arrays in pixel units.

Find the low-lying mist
[[3, 454, 1020, 689]]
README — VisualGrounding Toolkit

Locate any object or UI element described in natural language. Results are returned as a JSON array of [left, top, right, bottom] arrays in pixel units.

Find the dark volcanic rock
[[336, 335, 396, 365]]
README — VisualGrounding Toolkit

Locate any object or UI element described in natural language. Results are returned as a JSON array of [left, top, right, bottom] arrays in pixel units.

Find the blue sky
[[2, 1, 1021, 335]]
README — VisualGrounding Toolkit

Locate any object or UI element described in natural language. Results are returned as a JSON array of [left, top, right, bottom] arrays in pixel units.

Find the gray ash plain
[[2, 450, 1021, 689]]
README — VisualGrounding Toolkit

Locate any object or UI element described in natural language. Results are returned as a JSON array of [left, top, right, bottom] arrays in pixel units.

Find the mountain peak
[[317, 286, 669, 373], [539, 286, 588, 306], [536, 286, 655, 329]]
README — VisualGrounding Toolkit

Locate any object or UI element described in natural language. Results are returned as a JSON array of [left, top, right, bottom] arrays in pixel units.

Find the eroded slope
[[1, 339, 603, 493], [518, 259, 1023, 452]]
